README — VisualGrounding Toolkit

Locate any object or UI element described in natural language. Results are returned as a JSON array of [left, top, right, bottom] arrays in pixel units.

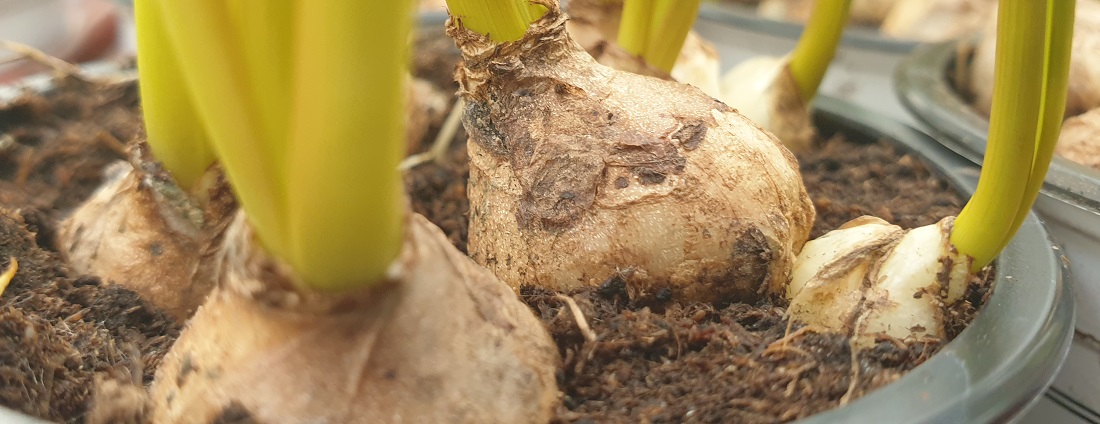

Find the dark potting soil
[[0, 75, 180, 423], [405, 108, 992, 422], [0, 68, 990, 422]]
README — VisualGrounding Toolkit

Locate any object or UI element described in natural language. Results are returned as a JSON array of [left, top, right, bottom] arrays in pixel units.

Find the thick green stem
[[445, 0, 546, 42], [155, 0, 290, 260], [617, 0, 654, 56], [134, 0, 215, 189], [787, 0, 852, 102], [140, 1, 418, 290], [225, 0, 294, 189], [285, 1, 411, 291], [642, 0, 701, 72], [1006, 0, 1075, 240], [951, 0, 1074, 270]]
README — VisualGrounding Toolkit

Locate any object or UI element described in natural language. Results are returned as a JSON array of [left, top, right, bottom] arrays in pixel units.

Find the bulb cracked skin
[[57, 144, 236, 320], [450, 4, 814, 303], [788, 216, 972, 347]]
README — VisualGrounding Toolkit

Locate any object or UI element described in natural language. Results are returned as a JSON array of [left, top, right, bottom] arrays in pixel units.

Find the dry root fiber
[[451, 4, 814, 304], [150, 213, 560, 423], [57, 144, 235, 320]]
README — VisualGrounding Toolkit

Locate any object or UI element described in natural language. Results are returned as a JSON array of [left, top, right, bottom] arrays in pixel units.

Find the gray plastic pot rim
[[894, 40, 1100, 219], [696, 2, 919, 54]]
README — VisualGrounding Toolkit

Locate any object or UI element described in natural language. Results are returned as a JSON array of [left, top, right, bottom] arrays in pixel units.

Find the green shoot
[[284, 2, 409, 290], [153, 0, 290, 262], [951, 0, 1074, 270], [787, 0, 852, 102], [1006, 0, 1075, 243], [643, 0, 703, 72], [446, 0, 547, 42], [617, 0, 654, 56], [139, 0, 414, 291], [616, 0, 702, 72], [134, 0, 215, 189], [225, 0, 294, 190]]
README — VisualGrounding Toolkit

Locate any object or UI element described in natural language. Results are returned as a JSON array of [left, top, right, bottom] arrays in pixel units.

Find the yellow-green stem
[[617, 0, 654, 56], [134, 0, 215, 189], [787, 0, 852, 102], [445, 0, 546, 42], [1006, 0, 1075, 241], [284, 1, 411, 291], [154, 0, 290, 263], [642, 0, 701, 72], [226, 0, 293, 186], [952, 0, 1073, 270]]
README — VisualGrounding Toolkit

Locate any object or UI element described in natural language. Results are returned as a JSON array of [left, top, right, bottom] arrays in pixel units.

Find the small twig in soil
[[0, 40, 85, 79], [784, 361, 818, 398], [399, 97, 465, 171], [556, 293, 597, 343], [768, 323, 817, 352], [96, 131, 130, 159], [839, 336, 861, 406], [763, 342, 811, 360], [914, 339, 936, 364], [0, 257, 17, 297]]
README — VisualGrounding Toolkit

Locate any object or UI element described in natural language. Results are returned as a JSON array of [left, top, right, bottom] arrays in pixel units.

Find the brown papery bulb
[[450, 3, 814, 303]]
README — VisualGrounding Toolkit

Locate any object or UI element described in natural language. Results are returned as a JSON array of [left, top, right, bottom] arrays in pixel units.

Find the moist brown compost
[[0, 65, 990, 423], [405, 101, 992, 422], [0, 75, 180, 423]]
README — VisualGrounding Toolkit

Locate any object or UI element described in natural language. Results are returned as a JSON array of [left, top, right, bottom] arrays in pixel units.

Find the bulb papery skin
[[57, 147, 235, 320], [150, 213, 560, 423], [450, 8, 814, 304], [669, 32, 722, 98], [719, 55, 814, 151], [970, 0, 1100, 118], [787, 216, 972, 348], [1055, 107, 1100, 169], [787, 216, 903, 331]]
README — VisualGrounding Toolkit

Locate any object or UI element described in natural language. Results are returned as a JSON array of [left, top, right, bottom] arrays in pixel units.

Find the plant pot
[[895, 40, 1100, 419], [697, 2, 919, 53], [797, 96, 1073, 423], [0, 46, 1073, 424]]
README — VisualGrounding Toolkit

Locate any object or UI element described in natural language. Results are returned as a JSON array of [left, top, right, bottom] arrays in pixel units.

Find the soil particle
[[0, 75, 139, 212], [797, 135, 963, 239], [0, 79, 180, 423], [0, 206, 178, 423]]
